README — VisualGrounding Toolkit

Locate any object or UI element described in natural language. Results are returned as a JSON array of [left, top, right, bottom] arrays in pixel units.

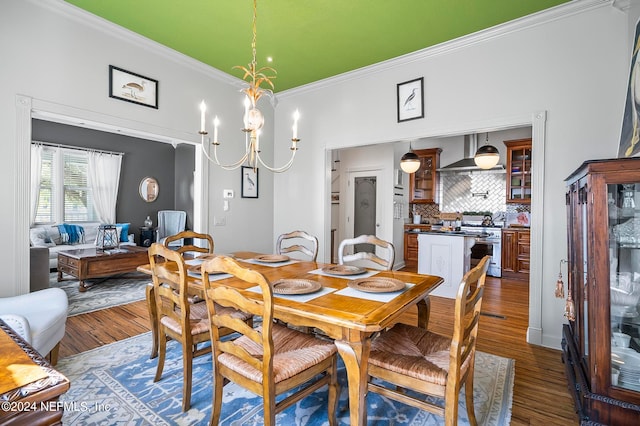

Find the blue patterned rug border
[[57, 332, 514, 425]]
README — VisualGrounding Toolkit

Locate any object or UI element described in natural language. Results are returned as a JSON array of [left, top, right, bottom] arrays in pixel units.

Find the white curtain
[[88, 151, 122, 224], [30, 144, 42, 225]]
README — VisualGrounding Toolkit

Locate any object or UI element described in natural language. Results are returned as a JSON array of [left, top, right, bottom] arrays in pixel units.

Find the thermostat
[[223, 189, 234, 199]]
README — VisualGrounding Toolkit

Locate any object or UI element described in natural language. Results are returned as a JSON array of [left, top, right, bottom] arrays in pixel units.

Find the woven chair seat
[[162, 301, 251, 336], [370, 323, 472, 386], [218, 323, 337, 383]]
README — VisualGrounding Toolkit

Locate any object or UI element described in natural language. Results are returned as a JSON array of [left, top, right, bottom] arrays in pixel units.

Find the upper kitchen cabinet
[[409, 148, 441, 203], [505, 139, 532, 204]]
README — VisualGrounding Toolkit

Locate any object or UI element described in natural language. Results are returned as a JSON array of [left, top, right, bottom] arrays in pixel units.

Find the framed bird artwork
[[109, 65, 158, 109], [241, 166, 259, 198], [397, 77, 424, 122]]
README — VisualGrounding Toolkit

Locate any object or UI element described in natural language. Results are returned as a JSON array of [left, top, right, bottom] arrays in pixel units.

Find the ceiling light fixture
[[474, 132, 500, 169], [198, 0, 299, 173], [400, 142, 421, 174]]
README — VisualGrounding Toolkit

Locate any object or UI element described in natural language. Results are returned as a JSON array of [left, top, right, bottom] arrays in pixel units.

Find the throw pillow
[[115, 222, 130, 242], [57, 224, 85, 244], [29, 227, 55, 247]]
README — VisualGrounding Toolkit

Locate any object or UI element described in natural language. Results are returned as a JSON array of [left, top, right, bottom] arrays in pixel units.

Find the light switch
[[223, 200, 229, 211], [223, 189, 234, 199]]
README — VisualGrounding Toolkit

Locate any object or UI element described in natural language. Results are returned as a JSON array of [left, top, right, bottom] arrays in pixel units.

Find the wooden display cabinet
[[505, 139, 532, 204], [408, 148, 441, 203], [563, 158, 640, 424], [501, 228, 530, 280]]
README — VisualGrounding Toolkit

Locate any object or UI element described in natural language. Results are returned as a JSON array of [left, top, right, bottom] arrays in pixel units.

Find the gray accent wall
[[32, 119, 194, 243]]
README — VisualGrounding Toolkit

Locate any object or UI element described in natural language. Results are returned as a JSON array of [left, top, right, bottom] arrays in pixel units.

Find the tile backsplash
[[410, 171, 531, 223], [439, 171, 506, 214]]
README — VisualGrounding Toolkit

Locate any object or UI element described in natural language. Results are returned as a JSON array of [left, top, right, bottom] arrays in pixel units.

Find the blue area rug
[[56, 332, 514, 425]]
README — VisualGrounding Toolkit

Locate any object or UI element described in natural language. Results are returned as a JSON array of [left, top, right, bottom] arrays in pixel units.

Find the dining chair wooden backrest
[[163, 230, 214, 255], [201, 256, 339, 426], [366, 255, 490, 426], [148, 243, 211, 412], [338, 234, 395, 270], [276, 230, 318, 261]]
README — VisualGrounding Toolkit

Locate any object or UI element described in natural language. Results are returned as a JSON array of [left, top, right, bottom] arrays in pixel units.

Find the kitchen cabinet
[[403, 224, 431, 267], [563, 158, 640, 424], [505, 139, 532, 204], [409, 148, 441, 203], [501, 228, 529, 280]]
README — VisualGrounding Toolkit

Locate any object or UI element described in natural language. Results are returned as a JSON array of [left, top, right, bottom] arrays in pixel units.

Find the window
[[34, 146, 97, 224]]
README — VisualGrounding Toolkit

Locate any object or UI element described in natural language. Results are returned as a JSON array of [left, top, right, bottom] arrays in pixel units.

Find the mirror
[[139, 176, 159, 202]]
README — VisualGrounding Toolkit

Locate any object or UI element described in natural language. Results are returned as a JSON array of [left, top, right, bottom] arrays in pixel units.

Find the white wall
[[0, 0, 275, 296], [271, 2, 632, 349]]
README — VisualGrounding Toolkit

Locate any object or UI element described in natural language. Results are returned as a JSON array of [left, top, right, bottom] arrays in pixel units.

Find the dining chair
[[338, 234, 395, 270], [163, 230, 214, 256], [276, 230, 318, 261], [148, 243, 212, 412], [147, 230, 215, 359], [201, 255, 339, 426], [365, 255, 490, 426]]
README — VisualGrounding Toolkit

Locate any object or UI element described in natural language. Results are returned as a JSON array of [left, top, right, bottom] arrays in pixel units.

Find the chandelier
[[198, 0, 300, 173]]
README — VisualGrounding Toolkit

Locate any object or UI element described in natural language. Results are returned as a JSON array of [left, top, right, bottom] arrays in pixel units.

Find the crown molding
[[280, 0, 614, 99], [33, 0, 245, 89]]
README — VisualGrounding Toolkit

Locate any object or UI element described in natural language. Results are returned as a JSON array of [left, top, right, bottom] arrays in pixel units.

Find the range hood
[[437, 134, 504, 172]]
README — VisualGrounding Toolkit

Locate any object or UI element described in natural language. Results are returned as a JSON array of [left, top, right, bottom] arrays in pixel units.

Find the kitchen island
[[416, 230, 479, 298]]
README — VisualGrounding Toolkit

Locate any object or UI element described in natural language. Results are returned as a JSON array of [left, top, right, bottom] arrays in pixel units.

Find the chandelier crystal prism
[[198, 0, 299, 173]]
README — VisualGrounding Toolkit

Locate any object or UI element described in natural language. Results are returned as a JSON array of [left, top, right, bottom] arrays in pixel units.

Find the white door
[[344, 169, 386, 257]]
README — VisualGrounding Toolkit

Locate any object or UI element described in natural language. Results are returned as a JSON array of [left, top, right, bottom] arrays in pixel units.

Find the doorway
[[344, 168, 385, 258]]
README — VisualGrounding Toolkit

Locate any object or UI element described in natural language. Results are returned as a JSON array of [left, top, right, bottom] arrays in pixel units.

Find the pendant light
[[400, 142, 421, 173], [474, 132, 500, 169]]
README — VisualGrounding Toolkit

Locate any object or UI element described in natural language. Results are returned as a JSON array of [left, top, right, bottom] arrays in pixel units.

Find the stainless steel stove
[[460, 223, 502, 277]]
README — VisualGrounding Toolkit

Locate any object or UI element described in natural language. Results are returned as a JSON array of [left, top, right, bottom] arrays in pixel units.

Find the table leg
[[146, 283, 159, 359], [57, 270, 62, 282], [417, 296, 431, 329], [335, 336, 371, 426]]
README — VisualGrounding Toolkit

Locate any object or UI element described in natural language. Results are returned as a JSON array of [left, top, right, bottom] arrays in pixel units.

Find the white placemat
[[185, 258, 232, 281], [187, 271, 233, 281], [246, 284, 335, 302], [240, 258, 300, 267], [334, 283, 414, 302], [308, 268, 378, 280]]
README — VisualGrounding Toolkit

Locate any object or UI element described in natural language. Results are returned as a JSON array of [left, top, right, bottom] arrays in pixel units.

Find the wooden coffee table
[[57, 246, 149, 292]]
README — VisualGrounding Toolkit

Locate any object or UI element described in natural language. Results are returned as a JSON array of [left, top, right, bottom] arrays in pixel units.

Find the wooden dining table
[[138, 251, 443, 426]]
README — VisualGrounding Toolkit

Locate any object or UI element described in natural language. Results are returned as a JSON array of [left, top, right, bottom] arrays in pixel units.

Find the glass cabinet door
[[608, 183, 640, 392]]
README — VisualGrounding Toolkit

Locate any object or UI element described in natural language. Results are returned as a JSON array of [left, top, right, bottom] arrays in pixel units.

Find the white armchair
[[0, 288, 68, 365]]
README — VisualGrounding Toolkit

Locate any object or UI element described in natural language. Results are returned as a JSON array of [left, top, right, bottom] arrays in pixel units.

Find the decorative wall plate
[[348, 277, 405, 293], [272, 279, 322, 295], [321, 265, 366, 276]]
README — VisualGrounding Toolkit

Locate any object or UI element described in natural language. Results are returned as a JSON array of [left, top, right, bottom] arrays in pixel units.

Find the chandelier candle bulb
[[213, 116, 219, 143], [292, 109, 300, 140], [200, 100, 206, 133]]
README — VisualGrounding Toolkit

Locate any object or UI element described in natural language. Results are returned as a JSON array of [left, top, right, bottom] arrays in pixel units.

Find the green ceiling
[[64, 0, 569, 92]]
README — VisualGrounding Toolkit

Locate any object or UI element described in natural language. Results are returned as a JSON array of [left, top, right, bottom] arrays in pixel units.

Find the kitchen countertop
[[406, 229, 489, 238]]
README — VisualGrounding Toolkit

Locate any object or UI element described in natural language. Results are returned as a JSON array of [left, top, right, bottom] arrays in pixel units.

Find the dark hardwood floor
[[59, 273, 579, 425]]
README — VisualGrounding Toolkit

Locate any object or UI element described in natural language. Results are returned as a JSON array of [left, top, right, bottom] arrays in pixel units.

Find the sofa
[[30, 222, 135, 269]]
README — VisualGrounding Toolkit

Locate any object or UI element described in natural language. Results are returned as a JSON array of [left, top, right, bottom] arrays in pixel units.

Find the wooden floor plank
[[59, 274, 579, 424]]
